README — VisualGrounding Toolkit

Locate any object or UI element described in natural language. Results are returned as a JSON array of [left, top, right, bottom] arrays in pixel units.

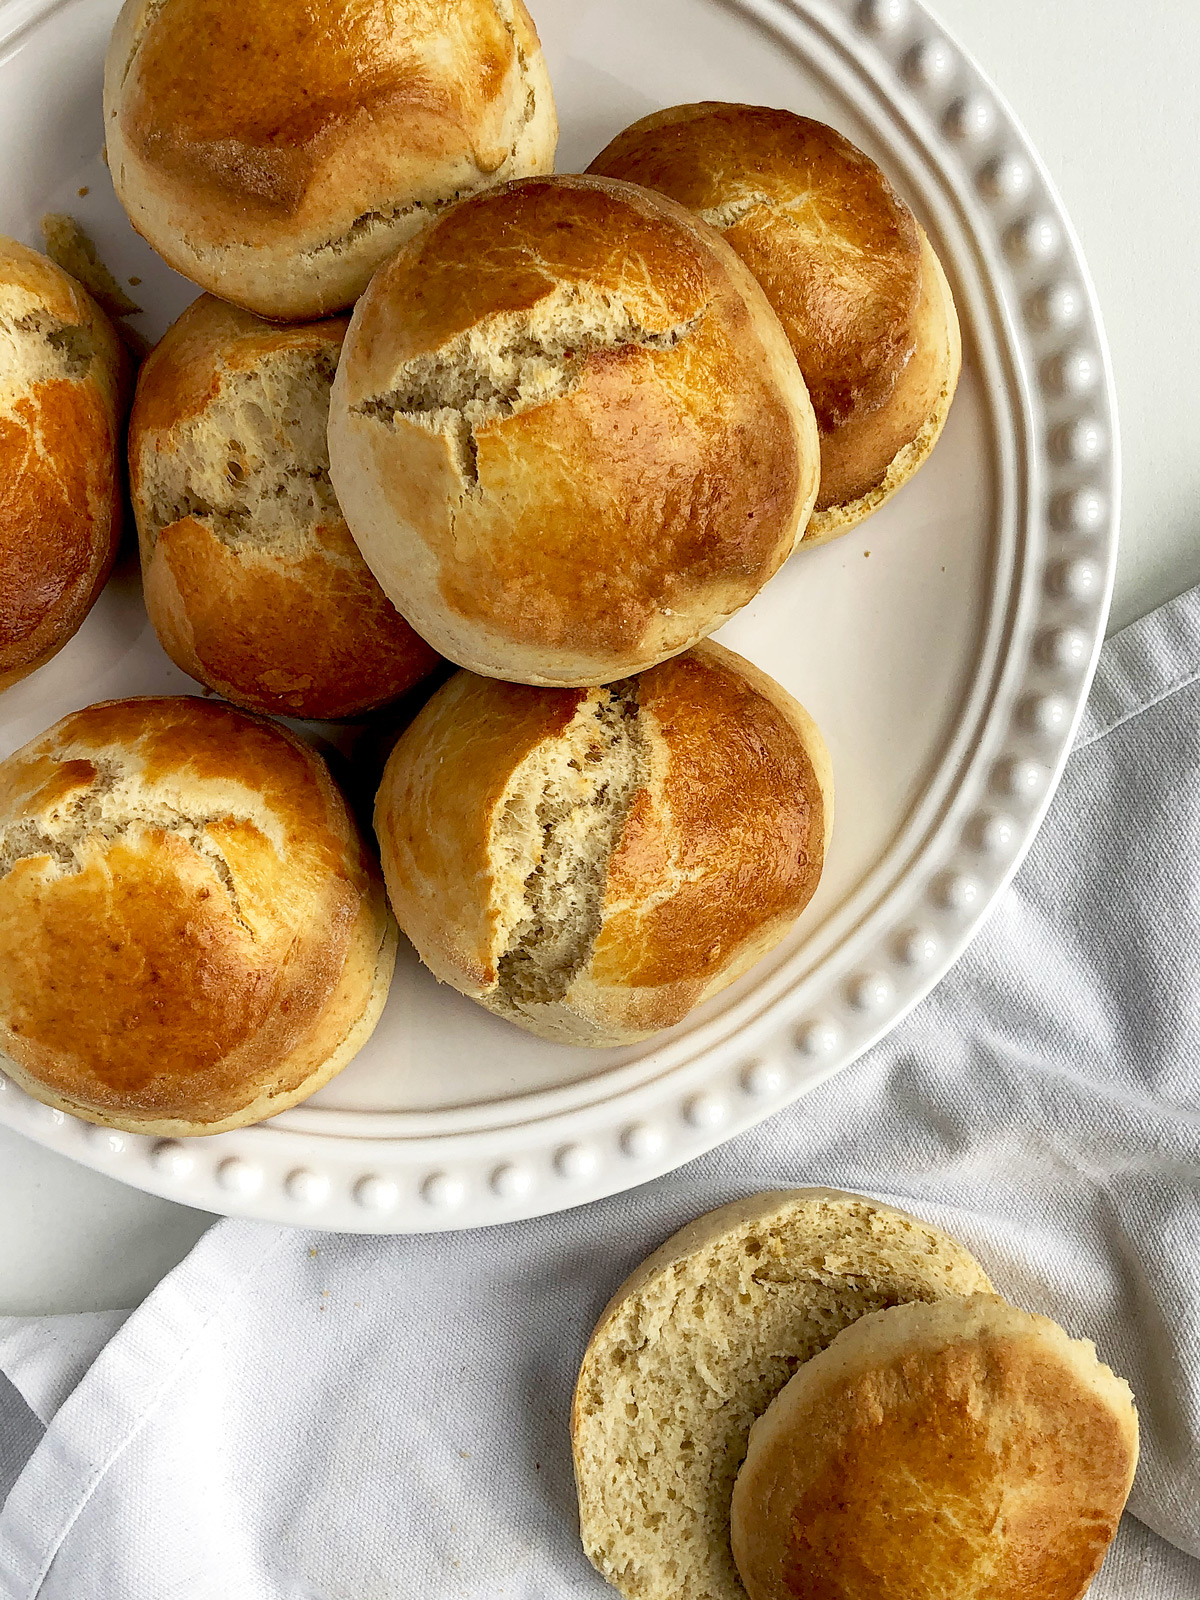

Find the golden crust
[[585, 645, 831, 1013], [731, 1294, 1139, 1600], [804, 234, 961, 541], [128, 294, 441, 720], [0, 696, 394, 1134], [374, 641, 832, 1045], [103, 0, 559, 318], [589, 105, 961, 534], [330, 175, 821, 686], [0, 236, 124, 691]]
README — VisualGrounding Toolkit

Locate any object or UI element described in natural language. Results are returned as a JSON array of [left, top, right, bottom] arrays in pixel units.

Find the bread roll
[[374, 642, 831, 1045], [589, 105, 961, 543], [329, 175, 820, 686], [129, 295, 442, 721], [0, 237, 124, 691], [103, 0, 558, 319], [0, 696, 395, 1135], [731, 1294, 1138, 1600], [572, 1189, 994, 1600]]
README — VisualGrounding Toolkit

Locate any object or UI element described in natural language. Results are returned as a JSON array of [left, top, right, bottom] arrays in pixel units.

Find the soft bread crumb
[[572, 1190, 993, 1600], [0, 303, 95, 401], [491, 683, 645, 1015], [140, 343, 342, 555]]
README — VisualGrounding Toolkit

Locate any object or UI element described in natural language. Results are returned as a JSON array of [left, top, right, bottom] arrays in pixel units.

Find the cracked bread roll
[[589, 105, 961, 544], [328, 174, 821, 686], [731, 1294, 1138, 1600], [571, 1189, 994, 1600], [0, 696, 396, 1135], [373, 641, 831, 1045], [103, 0, 557, 319], [129, 295, 442, 721], [1, 237, 125, 692]]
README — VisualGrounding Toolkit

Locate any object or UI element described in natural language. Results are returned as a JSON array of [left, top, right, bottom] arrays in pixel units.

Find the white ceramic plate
[[0, 0, 1117, 1231]]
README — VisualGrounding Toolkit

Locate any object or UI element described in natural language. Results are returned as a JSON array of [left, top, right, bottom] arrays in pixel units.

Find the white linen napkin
[[2, 587, 1199, 1600]]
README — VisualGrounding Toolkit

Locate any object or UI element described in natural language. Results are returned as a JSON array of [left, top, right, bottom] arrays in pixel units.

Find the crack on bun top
[[328, 175, 819, 681], [138, 341, 342, 553], [0, 308, 95, 397], [493, 681, 645, 1013], [0, 749, 274, 935], [355, 285, 706, 493]]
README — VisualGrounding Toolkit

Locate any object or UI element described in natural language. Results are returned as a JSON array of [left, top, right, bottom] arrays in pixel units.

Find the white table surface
[[1, 0, 1198, 1316]]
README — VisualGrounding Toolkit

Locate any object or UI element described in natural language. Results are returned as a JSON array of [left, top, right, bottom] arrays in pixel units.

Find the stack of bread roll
[[1, 0, 960, 1134]]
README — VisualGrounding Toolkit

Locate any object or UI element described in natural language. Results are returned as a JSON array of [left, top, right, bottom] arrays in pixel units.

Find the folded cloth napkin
[[2, 587, 1199, 1600]]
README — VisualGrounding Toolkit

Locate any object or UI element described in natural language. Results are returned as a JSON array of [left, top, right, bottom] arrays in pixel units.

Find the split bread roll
[[572, 1189, 994, 1600], [0, 696, 396, 1135], [731, 1294, 1139, 1600], [0, 237, 124, 691], [329, 175, 820, 686], [374, 642, 831, 1046], [103, 0, 558, 319], [129, 295, 442, 721], [589, 105, 961, 543]]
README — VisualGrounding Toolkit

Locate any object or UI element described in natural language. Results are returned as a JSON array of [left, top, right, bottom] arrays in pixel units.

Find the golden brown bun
[[329, 174, 821, 686], [374, 641, 832, 1045], [129, 294, 442, 720], [0, 237, 125, 691], [731, 1294, 1139, 1600], [103, 0, 558, 319], [0, 696, 395, 1135], [589, 105, 961, 542], [573, 1189, 993, 1600]]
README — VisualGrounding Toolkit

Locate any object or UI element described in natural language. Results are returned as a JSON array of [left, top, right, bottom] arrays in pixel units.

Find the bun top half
[[731, 1293, 1138, 1600]]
